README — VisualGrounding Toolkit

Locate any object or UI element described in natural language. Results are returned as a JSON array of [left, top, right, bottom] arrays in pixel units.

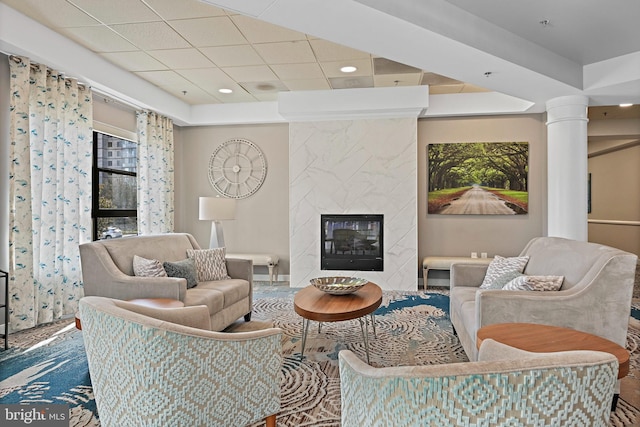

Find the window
[[92, 132, 138, 240]]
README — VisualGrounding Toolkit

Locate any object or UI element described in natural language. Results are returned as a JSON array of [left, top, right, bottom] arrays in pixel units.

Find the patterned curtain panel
[[8, 56, 93, 332], [136, 111, 175, 234]]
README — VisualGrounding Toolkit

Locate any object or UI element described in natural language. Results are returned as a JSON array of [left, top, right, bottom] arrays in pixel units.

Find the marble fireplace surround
[[282, 86, 428, 291]]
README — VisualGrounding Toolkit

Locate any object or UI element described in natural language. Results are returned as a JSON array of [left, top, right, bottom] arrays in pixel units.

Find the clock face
[[208, 138, 267, 199]]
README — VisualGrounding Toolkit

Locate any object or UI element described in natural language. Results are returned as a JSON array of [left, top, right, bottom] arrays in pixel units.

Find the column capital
[[545, 95, 589, 125]]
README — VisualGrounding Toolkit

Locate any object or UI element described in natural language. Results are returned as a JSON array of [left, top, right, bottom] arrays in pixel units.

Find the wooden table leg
[[265, 414, 276, 427]]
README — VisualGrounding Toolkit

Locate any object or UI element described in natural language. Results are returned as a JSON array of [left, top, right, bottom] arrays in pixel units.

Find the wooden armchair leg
[[265, 414, 276, 427]]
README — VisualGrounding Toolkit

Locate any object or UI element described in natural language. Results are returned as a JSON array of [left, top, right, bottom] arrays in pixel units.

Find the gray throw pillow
[[163, 258, 198, 289], [503, 275, 564, 291], [479, 255, 530, 289], [133, 255, 167, 277]]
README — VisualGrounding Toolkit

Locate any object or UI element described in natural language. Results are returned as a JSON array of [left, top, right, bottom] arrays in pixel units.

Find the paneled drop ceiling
[[0, 0, 488, 105]]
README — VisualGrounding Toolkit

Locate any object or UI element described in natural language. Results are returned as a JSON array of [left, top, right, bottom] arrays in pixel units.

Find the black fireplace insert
[[321, 214, 383, 271]]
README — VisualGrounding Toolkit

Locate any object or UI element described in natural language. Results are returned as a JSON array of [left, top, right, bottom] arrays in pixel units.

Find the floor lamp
[[199, 196, 236, 248]]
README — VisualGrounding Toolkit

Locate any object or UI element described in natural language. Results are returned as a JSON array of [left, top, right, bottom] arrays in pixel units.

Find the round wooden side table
[[477, 322, 630, 410], [76, 298, 185, 330]]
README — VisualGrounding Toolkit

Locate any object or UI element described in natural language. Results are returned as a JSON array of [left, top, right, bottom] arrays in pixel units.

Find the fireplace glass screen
[[321, 214, 383, 271]]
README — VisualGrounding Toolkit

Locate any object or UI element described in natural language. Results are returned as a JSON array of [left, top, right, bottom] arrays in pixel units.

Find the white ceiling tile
[[460, 84, 491, 93], [144, 0, 226, 20], [328, 76, 374, 90], [221, 65, 278, 82], [309, 39, 370, 62], [169, 17, 246, 47], [160, 82, 221, 104], [177, 68, 237, 91], [421, 72, 462, 85], [147, 49, 215, 70], [320, 59, 373, 78], [283, 79, 331, 91], [429, 84, 465, 94], [239, 80, 288, 95], [271, 63, 325, 80], [231, 14, 306, 43], [111, 22, 190, 50], [135, 70, 193, 87], [252, 92, 279, 102], [1, 0, 100, 27], [59, 26, 138, 52], [373, 73, 422, 87], [199, 45, 264, 67], [70, 0, 161, 24], [100, 51, 168, 72], [253, 41, 316, 64], [206, 88, 257, 103]]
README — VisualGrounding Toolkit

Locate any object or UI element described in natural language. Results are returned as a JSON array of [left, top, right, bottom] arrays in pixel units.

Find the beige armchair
[[79, 296, 282, 427], [339, 339, 618, 427]]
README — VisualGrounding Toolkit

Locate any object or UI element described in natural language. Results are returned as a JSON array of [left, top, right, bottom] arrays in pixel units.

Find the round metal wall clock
[[208, 138, 267, 199]]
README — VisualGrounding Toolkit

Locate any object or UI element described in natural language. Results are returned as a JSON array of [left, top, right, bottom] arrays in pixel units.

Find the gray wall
[[174, 124, 290, 276], [588, 136, 640, 255], [174, 114, 550, 278], [417, 115, 548, 263]]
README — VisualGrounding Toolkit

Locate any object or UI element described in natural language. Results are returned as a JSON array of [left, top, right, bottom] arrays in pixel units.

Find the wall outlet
[[471, 252, 478, 258], [481, 252, 488, 258]]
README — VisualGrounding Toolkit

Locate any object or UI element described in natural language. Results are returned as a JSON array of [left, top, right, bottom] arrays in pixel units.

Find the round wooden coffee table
[[477, 322, 630, 410], [294, 281, 382, 363]]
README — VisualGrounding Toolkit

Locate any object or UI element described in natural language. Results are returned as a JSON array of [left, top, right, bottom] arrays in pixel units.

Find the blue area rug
[[1, 288, 637, 427]]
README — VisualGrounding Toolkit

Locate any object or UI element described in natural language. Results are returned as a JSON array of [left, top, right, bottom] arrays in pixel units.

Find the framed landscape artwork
[[427, 142, 529, 215]]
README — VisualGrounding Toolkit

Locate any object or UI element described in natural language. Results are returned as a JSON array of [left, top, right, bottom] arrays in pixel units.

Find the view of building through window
[[92, 132, 138, 240]]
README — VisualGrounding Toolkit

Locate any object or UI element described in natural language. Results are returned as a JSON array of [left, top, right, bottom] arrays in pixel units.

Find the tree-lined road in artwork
[[437, 185, 516, 215]]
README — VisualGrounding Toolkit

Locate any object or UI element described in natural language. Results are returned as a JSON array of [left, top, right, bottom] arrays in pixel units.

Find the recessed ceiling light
[[340, 66, 357, 73], [619, 103, 633, 107], [218, 88, 233, 94]]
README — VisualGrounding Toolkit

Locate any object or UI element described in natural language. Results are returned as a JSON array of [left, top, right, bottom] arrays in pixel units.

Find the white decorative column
[[545, 95, 589, 241]]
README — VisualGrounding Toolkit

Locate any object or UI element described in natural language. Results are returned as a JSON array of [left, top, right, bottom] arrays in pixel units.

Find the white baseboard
[[252, 274, 290, 283]]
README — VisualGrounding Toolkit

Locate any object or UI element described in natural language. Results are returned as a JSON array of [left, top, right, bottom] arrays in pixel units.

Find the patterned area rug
[[0, 287, 638, 427]]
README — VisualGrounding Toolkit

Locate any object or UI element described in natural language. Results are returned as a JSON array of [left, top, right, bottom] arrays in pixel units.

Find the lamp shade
[[199, 197, 236, 221]]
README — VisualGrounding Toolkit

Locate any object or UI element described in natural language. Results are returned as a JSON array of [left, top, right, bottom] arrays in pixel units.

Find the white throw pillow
[[133, 255, 167, 277], [503, 275, 564, 291], [187, 248, 230, 281], [479, 255, 530, 289]]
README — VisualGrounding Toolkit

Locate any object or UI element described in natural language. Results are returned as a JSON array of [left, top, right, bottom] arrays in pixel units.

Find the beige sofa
[[450, 236, 637, 362], [79, 233, 253, 331]]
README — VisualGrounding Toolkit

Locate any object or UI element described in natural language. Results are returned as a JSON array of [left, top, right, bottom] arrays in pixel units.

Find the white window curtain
[[8, 56, 93, 332], [136, 111, 174, 234]]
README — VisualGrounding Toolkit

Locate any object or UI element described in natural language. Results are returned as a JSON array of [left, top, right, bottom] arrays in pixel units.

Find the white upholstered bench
[[226, 253, 280, 284], [422, 256, 493, 288]]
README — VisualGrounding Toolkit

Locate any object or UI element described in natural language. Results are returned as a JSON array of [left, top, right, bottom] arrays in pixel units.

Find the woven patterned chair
[[339, 339, 618, 427], [79, 296, 282, 427]]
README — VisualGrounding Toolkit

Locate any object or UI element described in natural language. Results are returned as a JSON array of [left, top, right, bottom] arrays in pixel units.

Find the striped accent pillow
[[133, 255, 167, 277], [187, 248, 230, 281], [479, 255, 529, 289], [503, 275, 564, 291]]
